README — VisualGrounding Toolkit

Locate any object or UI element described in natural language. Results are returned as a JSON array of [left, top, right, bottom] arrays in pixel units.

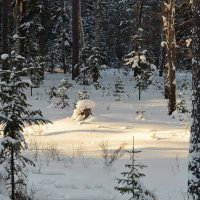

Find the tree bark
[[95, 0, 102, 50], [188, 1, 200, 199], [163, 0, 176, 115], [72, 0, 80, 80], [134, 0, 144, 77], [167, 0, 176, 115], [61, 0, 67, 74], [2, 0, 9, 71], [11, 147, 15, 200], [78, 0, 85, 49]]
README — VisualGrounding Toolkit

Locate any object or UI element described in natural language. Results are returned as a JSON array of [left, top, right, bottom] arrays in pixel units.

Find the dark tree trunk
[[72, 0, 79, 80], [134, 0, 144, 77], [2, 0, 9, 71], [167, 0, 176, 115], [61, 31, 67, 74], [188, 1, 200, 199], [159, 28, 164, 77], [19, 1, 27, 56], [11, 147, 15, 200], [162, 0, 176, 114], [95, 0, 102, 50], [61, 0, 67, 74]]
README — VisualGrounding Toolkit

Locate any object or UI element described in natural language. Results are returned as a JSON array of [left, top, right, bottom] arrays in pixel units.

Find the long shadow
[[43, 129, 122, 136]]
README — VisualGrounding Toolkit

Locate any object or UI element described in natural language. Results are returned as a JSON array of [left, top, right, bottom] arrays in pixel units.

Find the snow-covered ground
[[2, 69, 192, 200]]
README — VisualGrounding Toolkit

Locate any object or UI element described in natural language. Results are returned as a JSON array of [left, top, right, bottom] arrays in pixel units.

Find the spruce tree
[[115, 137, 156, 200], [125, 44, 155, 100], [0, 53, 50, 200]]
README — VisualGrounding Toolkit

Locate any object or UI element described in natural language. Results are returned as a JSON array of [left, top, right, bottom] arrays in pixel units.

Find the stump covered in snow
[[72, 100, 95, 121]]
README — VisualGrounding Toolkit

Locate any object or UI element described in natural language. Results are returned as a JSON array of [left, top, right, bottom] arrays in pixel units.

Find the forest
[[0, 0, 200, 200]]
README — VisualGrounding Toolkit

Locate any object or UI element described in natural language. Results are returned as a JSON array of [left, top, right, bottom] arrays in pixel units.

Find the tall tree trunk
[[11, 147, 15, 200], [72, 0, 79, 80], [159, 28, 164, 77], [95, 0, 102, 50], [188, 1, 200, 199], [19, 0, 26, 56], [78, 0, 85, 49], [61, 0, 67, 74], [134, 0, 144, 77], [167, 0, 176, 115], [61, 31, 67, 74], [2, 0, 9, 72], [13, 0, 23, 55], [38, 0, 48, 80], [163, 0, 176, 115]]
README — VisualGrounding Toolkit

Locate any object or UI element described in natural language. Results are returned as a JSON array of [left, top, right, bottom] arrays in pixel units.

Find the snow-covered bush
[[47, 79, 72, 108], [99, 140, 126, 167], [72, 100, 95, 121], [78, 88, 90, 100]]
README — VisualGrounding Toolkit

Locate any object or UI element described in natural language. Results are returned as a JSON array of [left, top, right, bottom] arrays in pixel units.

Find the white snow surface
[[0, 69, 192, 200], [1, 54, 9, 60]]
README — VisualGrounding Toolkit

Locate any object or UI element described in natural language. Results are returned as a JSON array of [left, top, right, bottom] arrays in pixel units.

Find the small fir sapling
[[172, 77, 191, 121], [46, 79, 72, 108], [113, 76, 125, 101], [115, 137, 156, 200], [26, 56, 44, 88], [125, 49, 156, 100], [0, 53, 50, 200], [75, 47, 91, 85], [78, 88, 90, 100], [56, 79, 70, 108], [72, 100, 95, 121], [47, 86, 57, 102], [125, 28, 156, 100]]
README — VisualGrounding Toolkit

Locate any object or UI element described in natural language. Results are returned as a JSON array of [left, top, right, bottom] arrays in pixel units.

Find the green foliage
[[47, 79, 72, 108], [0, 53, 50, 199], [115, 138, 156, 200], [76, 47, 102, 85], [125, 50, 155, 99]]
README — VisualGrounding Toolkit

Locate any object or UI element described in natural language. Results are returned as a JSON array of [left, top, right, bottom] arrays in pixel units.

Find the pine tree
[[115, 137, 156, 200], [0, 53, 50, 200], [56, 79, 70, 108]]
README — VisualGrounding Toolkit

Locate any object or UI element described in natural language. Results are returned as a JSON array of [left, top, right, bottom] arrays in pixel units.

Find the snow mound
[[72, 100, 95, 121]]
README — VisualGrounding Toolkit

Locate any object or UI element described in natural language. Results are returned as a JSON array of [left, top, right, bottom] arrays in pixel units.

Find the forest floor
[[5, 69, 193, 200]]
